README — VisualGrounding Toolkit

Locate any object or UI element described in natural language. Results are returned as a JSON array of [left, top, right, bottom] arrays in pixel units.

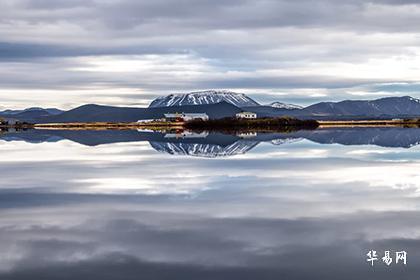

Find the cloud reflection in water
[[0, 128, 420, 279]]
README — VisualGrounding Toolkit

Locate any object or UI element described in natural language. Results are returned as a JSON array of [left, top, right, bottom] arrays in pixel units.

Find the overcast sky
[[1, 0, 420, 109]]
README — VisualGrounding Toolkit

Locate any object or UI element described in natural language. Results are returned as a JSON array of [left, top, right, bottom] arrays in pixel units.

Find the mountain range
[[0, 107, 63, 123], [2, 90, 420, 123]]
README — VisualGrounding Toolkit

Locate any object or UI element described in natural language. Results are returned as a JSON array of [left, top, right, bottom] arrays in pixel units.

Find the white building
[[164, 113, 209, 122], [136, 119, 156, 123], [236, 132, 257, 138], [236, 112, 257, 119]]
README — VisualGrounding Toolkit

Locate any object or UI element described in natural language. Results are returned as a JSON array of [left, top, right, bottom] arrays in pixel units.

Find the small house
[[164, 113, 209, 122], [236, 112, 257, 119], [236, 132, 257, 138], [136, 119, 156, 123]]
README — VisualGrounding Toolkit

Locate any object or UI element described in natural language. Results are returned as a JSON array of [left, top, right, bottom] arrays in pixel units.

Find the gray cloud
[[3, 0, 420, 33], [0, 42, 184, 60], [1, 0, 420, 107]]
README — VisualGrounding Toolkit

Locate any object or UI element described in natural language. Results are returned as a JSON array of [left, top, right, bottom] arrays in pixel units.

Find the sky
[[1, 0, 420, 109]]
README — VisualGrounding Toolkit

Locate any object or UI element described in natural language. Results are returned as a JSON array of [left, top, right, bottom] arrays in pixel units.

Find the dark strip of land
[[3, 118, 420, 131], [318, 119, 420, 127]]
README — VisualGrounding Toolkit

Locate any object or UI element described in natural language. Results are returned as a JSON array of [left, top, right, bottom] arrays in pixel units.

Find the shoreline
[[1, 118, 420, 131], [318, 119, 420, 127], [32, 122, 184, 130]]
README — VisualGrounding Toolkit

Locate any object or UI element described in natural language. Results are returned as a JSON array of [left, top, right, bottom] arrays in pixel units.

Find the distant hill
[[301, 96, 420, 118], [0, 107, 64, 123], [149, 90, 259, 108], [35, 101, 242, 123], [0, 107, 63, 115], [246, 96, 420, 119], [242, 105, 301, 118]]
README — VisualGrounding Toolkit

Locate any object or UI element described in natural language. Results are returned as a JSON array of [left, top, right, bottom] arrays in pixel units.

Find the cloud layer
[[1, 0, 420, 108]]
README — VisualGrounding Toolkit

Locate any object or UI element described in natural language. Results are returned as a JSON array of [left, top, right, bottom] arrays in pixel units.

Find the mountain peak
[[149, 90, 260, 108]]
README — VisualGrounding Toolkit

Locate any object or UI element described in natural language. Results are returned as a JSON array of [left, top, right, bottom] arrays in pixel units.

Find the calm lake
[[1, 127, 420, 279]]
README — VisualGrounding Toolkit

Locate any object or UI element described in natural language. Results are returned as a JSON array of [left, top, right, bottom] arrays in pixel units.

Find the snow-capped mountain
[[149, 140, 259, 158], [269, 102, 303, 110], [149, 90, 260, 108]]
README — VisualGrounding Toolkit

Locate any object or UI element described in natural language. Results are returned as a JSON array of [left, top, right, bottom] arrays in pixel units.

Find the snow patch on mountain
[[150, 140, 259, 158], [270, 138, 303, 145], [269, 102, 303, 110], [149, 90, 260, 108], [409, 96, 420, 103]]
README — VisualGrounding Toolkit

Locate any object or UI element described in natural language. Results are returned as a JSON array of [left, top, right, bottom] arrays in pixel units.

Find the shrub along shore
[[184, 117, 320, 131]]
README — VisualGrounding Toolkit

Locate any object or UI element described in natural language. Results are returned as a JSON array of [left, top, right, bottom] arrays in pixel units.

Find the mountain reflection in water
[[2, 127, 420, 157], [1, 126, 420, 279]]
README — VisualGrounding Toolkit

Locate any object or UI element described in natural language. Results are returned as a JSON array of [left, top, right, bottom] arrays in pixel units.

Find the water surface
[[1, 127, 420, 279]]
